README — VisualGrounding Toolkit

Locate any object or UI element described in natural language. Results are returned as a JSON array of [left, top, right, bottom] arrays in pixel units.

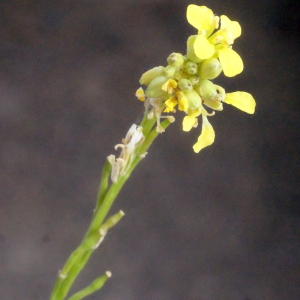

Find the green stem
[[67, 271, 111, 300], [50, 117, 173, 300], [95, 160, 111, 212]]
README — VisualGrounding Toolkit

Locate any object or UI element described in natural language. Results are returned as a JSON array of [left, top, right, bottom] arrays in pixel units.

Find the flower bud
[[145, 76, 168, 98], [198, 58, 222, 80], [184, 62, 198, 75], [188, 75, 200, 86], [164, 65, 176, 78], [167, 52, 185, 67], [184, 89, 202, 110], [139, 66, 165, 85], [186, 35, 202, 63], [178, 79, 193, 92], [194, 79, 217, 100], [174, 71, 182, 81]]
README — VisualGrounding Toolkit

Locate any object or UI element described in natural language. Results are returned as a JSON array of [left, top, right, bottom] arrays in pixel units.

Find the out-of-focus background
[[0, 0, 299, 299]]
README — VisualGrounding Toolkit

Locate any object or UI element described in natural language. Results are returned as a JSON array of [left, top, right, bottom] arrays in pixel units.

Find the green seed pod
[[139, 66, 165, 85], [186, 35, 202, 63], [145, 76, 168, 98], [188, 75, 200, 86], [198, 58, 222, 80], [167, 52, 185, 67], [184, 62, 198, 75], [194, 79, 217, 100], [178, 79, 193, 92], [184, 89, 202, 110], [164, 65, 176, 78]]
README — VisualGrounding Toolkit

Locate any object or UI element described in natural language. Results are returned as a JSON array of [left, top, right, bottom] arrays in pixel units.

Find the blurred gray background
[[0, 0, 299, 299]]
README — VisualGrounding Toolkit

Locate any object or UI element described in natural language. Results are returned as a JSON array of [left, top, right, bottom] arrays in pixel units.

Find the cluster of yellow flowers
[[136, 5, 256, 153]]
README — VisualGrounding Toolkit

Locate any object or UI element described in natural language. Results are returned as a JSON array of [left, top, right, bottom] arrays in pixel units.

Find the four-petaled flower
[[186, 5, 243, 77]]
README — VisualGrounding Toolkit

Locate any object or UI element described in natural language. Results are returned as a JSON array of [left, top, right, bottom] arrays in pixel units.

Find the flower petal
[[194, 35, 215, 60], [183, 116, 197, 132], [223, 91, 256, 114], [176, 91, 188, 112], [218, 48, 243, 77], [164, 96, 177, 113], [162, 79, 177, 94], [186, 5, 214, 31], [193, 115, 215, 153], [220, 15, 241, 39], [182, 109, 201, 132], [135, 87, 145, 101]]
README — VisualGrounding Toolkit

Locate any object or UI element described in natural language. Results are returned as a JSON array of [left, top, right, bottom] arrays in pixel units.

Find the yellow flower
[[164, 91, 188, 113], [186, 4, 243, 77]]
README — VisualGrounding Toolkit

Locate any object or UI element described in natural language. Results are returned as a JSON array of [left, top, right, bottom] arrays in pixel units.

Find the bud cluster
[[140, 51, 225, 112]]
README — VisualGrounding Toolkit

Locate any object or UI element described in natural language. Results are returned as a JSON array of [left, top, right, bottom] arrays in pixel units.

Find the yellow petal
[[218, 48, 243, 77], [193, 115, 215, 153], [164, 96, 177, 113], [186, 5, 214, 31], [161, 79, 177, 94], [176, 91, 189, 112], [223, 91, 256, 114], [220, 15, 241, 39], [183, 115, 197, 132], [182, 109, 201, 131], [194, 35, 215, 60], [135, 87, 145, 101]]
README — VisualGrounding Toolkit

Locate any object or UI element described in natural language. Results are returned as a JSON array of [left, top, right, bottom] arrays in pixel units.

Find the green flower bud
[[188, 75, 200, 86], [174, 71, 182, 81], [139, 66, 165, 85], [145, 76, 168, 98], [194, 79, 217, 100], [178, 79, 193, 92], [167, 52, 185, 67], [198, 58, 222, 80], [164, 65, 176, 78], [186, 35, 202, 63], [184, 89, 202, 110], [184, 62, 198, 75]]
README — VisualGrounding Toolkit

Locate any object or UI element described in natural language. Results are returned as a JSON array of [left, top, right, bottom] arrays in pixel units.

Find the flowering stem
[[50, 116, 172, 300]]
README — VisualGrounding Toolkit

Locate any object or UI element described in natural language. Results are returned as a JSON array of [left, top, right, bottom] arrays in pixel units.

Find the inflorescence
[[135, 5, 256, 153]]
